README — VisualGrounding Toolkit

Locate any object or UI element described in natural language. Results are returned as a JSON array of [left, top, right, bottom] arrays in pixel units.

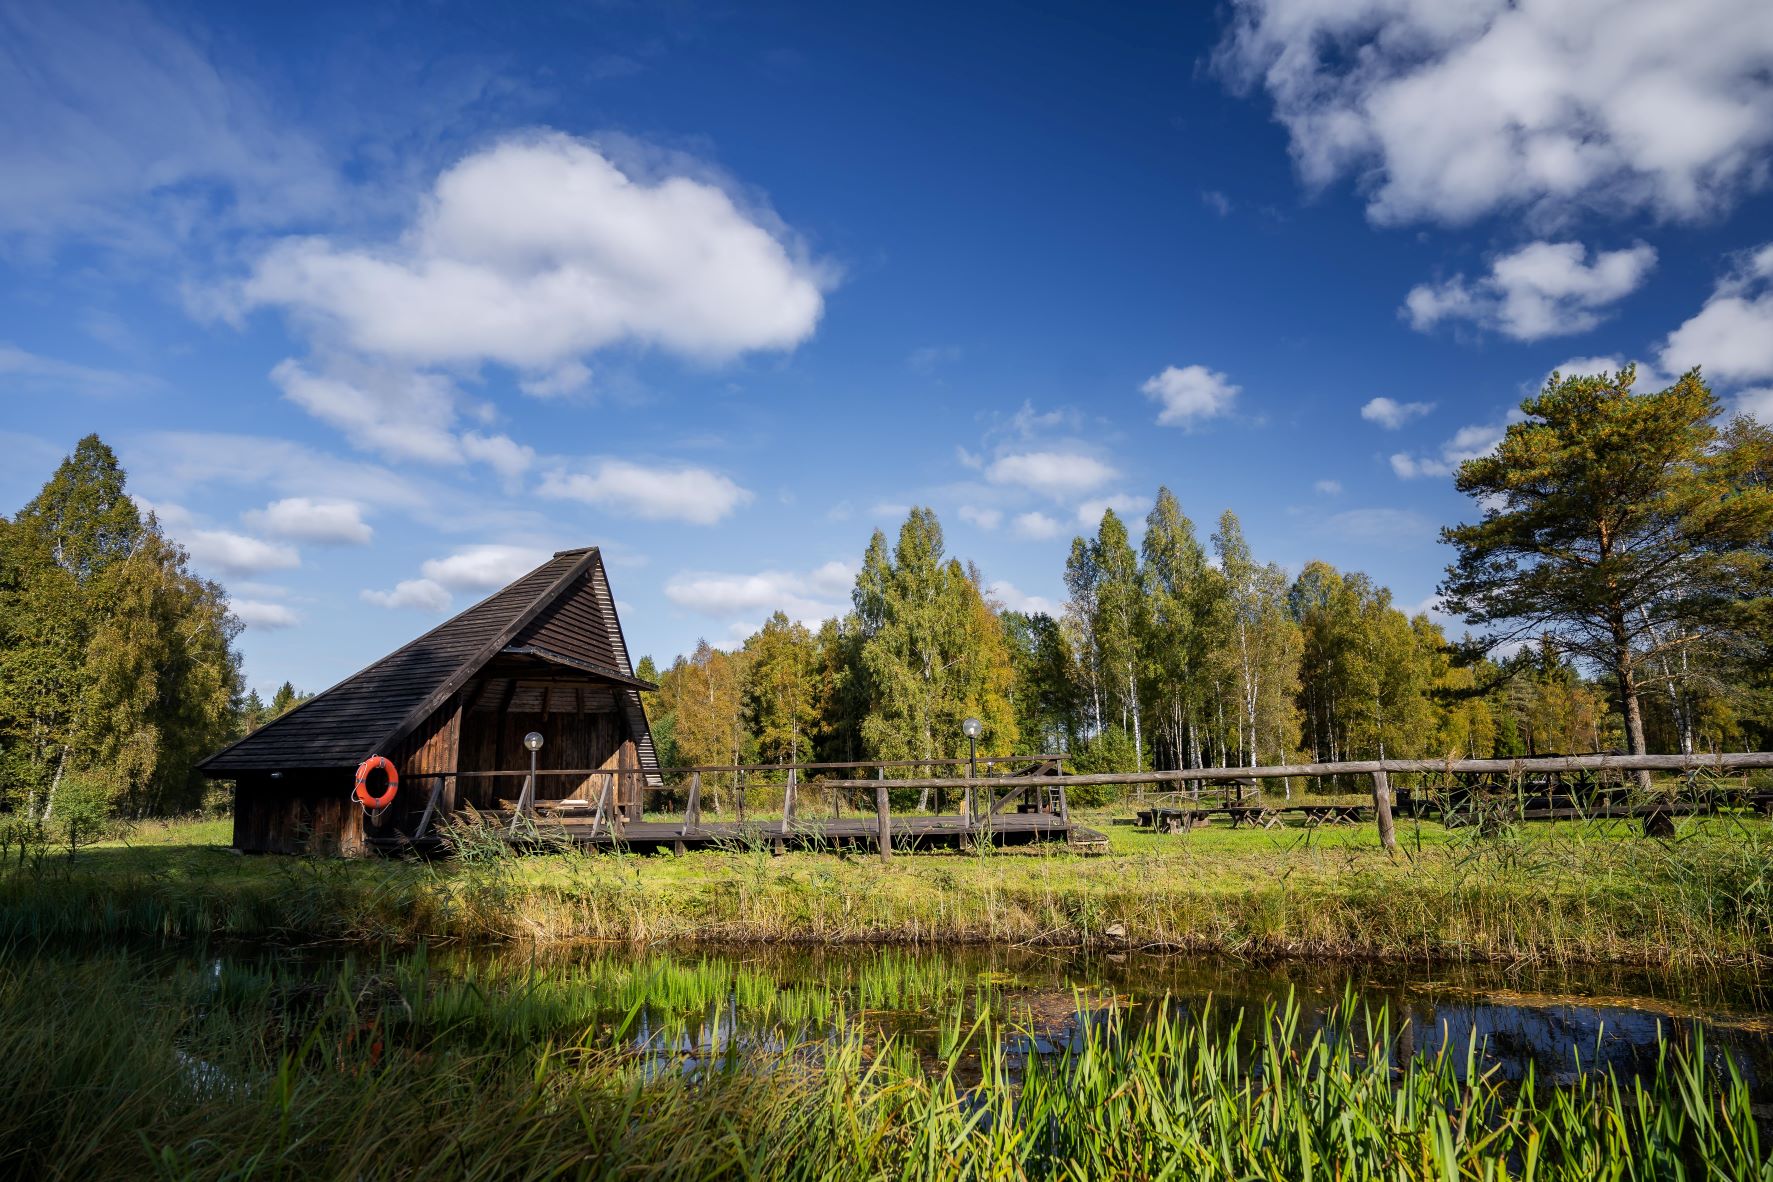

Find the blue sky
[[4, 0, 1773, 695]]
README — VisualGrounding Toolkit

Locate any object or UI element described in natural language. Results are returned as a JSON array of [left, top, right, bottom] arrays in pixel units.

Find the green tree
[[1210, 511, 1301, 768], [1441, 367, 1773, 785], [853, 510, 1018, 794], [1141, 488, 1213, 769], [744, 612, 820, 764]]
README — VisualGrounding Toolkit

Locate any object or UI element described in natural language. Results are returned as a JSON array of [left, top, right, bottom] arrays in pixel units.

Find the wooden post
[[875, 768, 892, 864], [683, 772, 702, 833], [781, 767, 797, 835], [737, 770, 746, 824], [1372, 768, 1397, 852], [414, 778, 444, 840], [1057, 784, 1071, 827]]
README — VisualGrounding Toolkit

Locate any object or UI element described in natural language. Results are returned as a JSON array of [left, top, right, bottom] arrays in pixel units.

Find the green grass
[[3, 807, 1771, 965], [2, 943, 1767, 1181]]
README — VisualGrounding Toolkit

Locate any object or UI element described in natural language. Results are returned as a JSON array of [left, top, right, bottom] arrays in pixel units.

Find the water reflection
[[420, 942, 1773, 1096]]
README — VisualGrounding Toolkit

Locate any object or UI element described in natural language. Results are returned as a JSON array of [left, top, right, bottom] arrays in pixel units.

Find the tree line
[[646, 369, 1773, 781]]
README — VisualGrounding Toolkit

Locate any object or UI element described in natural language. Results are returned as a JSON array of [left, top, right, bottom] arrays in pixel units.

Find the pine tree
[[1441, 367, 1773, 786]]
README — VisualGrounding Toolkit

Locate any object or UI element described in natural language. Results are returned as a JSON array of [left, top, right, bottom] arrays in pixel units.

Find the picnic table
[[1224, 805, 1283, 829], [1296, 803, 1369, 826]]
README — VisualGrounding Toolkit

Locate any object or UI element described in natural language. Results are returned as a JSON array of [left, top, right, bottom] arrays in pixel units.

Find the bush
[[49, 771, 118, 857]]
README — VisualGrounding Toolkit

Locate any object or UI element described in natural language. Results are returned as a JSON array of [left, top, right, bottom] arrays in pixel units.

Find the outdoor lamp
[[962, 716, 982, 790], [523, 732, 544, 752], [961, 717, 982, 739]]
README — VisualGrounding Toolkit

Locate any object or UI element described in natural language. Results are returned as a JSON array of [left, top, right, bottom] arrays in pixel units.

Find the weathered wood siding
[[456, 702, 638, 810], [232, 772, 365, 855]]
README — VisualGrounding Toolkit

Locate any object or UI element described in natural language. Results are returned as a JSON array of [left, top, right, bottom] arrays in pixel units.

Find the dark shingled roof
[[200, 547, 660, 776]]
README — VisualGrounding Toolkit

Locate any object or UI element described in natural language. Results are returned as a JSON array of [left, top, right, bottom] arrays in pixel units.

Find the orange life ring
[[353, 755, 399, 809]]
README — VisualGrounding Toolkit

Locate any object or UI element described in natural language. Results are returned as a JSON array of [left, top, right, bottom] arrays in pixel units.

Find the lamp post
[[521, 731, 544, 819], [961, 717, 982, 824]]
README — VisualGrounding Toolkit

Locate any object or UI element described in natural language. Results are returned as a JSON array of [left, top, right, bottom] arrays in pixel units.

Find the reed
[[1, 944, 1765, 1180], [4, 813, 1771, 966]]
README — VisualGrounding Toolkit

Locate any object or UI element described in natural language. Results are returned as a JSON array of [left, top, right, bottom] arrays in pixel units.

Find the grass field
[[4, 804, 1771, 965]]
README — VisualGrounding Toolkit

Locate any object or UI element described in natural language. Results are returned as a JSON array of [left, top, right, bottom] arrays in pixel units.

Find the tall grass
[[4, 814, 1772, 965], [1, 944, 1766, 1180]]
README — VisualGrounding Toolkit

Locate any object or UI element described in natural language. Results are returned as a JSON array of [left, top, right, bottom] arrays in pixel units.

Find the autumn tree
[[744, 611, 819, 764], [1441, 368, 1773, 785]]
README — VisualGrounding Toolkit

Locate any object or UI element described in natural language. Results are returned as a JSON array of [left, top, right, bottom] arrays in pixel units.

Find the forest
[[646, 368, 1773, 780], [2, 367, 1770, 822]]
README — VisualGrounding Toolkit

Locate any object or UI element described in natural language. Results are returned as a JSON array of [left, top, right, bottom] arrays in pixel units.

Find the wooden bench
[[1225, 805, 1282, 830]]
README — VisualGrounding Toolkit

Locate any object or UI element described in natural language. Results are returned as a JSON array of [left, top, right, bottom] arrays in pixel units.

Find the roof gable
[[200, 547, 654, 774]]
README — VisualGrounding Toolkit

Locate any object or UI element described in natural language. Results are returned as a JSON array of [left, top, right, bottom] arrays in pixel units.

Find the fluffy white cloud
[[1360, 396, 1434, 429], [240, 132, 827, 373], [1314, 479, 1342, 495], [182, 529, 300, 575], [361, 579, 452, 613], [232, 599, 301, 629], [1218, 0, 1773, 225], [243, 497, 371, 544], [1405, 241, 1655, 340], [1076, 494, 1148, 526], [1736, 388, 1773, 419], [988, 581, 1058, 615], [1660, 244, 1773, 383], [664, 560, 853, 624], [269, 359, 463, 464], [420, 545, 551, 591], [1011, 511, 1062, 540], [459, 431, 536, 485], [538, 458, 752, 525], [957, 505, 1002, 530], [985, 451, 1117, 497], [1390, 416, 1521, 479], [1141, 365, 1240, 427]]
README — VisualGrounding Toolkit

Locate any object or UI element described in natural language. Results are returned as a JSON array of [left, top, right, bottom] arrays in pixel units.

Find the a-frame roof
[[200, 547, 660, 775]]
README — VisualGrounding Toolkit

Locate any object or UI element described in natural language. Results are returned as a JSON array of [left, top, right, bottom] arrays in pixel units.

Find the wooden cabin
[[199, 546, 661, 854]]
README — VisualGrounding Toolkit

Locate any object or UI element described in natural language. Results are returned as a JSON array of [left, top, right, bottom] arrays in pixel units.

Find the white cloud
[[988, 580, 1057, 615], [538, 458, 751, 525], [361, 578, 452, 613], [1076, 494, 1148, 526], [955, 446, 984, 470], [1360, 396, 1434, 429], [420, 545, 551, 591], [240, 132, 827, 373], [459, 431, 535, 485], [1218, 0, 1773, 225], [664, 560, 853, 624], [1141, 365, 1240, 427], [0, 0, 337, 248], [1660, 244, 1773, 383], [1314, 479, 1342, 495], [270, 359, 463, 464], [1735, 388, 1773, 420], [232, 599, 301, 630], [985, 451, 1117, 497], [182, 530, 300, 575], [0, 343, 157, 397], [243, 497, 371, 544], [1011, 511, 1062, 540], [1405, 241, 1656, 340], [1390, 415, 1522, 479], [957, 505, 1002, 530], [1201, 189, 1233, 217]]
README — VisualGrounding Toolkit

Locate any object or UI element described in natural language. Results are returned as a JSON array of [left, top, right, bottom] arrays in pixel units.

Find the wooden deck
[[374, 809, 1108, 855]]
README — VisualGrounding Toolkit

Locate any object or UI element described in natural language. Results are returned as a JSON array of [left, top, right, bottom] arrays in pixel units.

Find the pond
[[179, 939, 1773, 1097]]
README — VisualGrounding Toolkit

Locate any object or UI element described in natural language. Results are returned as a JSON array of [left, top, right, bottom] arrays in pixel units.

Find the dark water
[[394, 942, 1773, 1096]]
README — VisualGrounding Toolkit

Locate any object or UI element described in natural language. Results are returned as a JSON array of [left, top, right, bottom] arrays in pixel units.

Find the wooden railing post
[[611, 772, 626, 839], [737, 769, 747, 824], [1372, 768, 1397, 852], [683, 771, 702, 834], [781, 767, 797, 835], [875, 768, 892, 863]]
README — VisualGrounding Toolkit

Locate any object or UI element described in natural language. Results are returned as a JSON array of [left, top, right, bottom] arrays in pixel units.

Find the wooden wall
[[232, 772, 365, 855], [456, 702, 640, 811]]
